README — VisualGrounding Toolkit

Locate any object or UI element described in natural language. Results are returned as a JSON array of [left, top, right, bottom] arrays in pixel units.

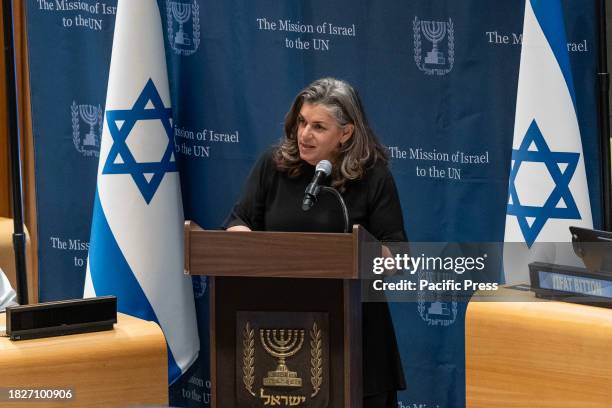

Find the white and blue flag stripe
[[85, 0, 199, 384], [504, 0, 593, 283]]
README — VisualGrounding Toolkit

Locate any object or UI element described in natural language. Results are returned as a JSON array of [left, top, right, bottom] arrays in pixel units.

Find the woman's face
[[296, 102, 354, 166]]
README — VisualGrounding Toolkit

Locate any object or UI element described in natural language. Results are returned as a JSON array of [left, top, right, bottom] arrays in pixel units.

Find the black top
[[224, 148, 407, 395]]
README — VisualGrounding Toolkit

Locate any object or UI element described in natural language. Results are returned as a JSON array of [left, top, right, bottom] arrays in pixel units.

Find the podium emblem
[[260, 328, 305, 387], [237, 312, 328, 407], [413, 17, 455, 76]]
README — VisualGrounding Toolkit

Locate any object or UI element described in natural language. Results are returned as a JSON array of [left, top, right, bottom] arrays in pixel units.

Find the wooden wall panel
[[0, 1, 38, 302], [15, 0, 38, 302], [0, 1, 10, 218]]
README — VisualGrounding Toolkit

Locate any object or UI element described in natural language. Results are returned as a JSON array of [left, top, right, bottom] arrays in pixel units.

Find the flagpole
[[597, 0, 612, 230], [2, 0, 28, 304]]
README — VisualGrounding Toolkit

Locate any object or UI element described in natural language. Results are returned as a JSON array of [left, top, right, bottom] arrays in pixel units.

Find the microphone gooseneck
[[320, 186, 350, 233], [302, 160, 332, 211]]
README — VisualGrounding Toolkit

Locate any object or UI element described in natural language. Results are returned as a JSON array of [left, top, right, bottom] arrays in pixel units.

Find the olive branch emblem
[[242, 322, 256, 396], [310, 321, 323, 397]]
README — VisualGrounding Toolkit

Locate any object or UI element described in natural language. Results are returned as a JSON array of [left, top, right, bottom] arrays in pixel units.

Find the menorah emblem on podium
[[421, 21, 446, 65], [170, 1, 192, 46], [260, 328, 305, 387], [79, 105, 100, 146]]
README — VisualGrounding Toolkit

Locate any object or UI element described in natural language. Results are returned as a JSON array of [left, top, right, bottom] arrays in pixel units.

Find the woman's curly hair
[[273, 78, 388, 191]]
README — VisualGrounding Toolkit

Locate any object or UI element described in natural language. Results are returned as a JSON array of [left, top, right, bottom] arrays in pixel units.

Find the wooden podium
[[185, 222, 379, 408], [0, 312, 168, 407], [466, 287, 612, 408]]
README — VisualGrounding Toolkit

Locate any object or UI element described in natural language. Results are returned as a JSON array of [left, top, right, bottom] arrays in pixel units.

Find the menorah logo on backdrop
[[71, 101, 102, 157], [417, 269, 458, 327], [193, 275, 207, 299], [166, 0, 201, 56], [413, 17, 455, 76]]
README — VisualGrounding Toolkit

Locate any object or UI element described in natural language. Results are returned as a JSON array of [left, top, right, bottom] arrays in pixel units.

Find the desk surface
[[466, 287, 612, 408], [0, 312, 168, 407]]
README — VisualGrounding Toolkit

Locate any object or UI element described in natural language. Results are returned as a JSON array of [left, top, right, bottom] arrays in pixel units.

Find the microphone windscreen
[[316, 160, 332, 176]]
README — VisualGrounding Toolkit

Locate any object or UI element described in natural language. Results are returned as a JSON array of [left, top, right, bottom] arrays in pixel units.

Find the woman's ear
[[340, 124, 355, 144]]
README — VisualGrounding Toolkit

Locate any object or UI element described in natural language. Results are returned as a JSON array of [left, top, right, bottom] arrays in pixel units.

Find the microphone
[[302, 160, 332, 211]]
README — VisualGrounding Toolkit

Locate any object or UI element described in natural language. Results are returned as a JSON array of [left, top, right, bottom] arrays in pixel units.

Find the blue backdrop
[[26, 1, 603, 406]]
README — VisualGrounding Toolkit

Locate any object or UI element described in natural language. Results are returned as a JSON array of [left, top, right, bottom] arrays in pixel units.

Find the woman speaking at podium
[[224, 78, 406, 407]]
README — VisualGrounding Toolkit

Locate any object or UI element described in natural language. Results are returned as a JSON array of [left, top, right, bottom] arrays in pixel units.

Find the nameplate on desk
[[529, 262, 612, 307], [6, 296, 117, 340]]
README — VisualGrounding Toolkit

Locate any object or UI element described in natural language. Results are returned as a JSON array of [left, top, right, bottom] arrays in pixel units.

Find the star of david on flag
[[84, 0, 199, 385], [103, 78, 176, 204], [507, 119, 581, 247], [503, 0, 593, 283]]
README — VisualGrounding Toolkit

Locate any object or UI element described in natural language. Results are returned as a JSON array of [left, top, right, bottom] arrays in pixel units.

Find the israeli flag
[[504, 0, 593, 283], [84, 0, 199, 384]]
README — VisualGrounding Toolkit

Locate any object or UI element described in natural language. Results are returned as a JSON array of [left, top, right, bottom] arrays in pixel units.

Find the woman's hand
[[227, 225, 252, 232], [380, 245, 397, 277]]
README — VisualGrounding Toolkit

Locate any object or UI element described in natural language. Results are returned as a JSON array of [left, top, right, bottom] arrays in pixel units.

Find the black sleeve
[[366, 165, 407, 243], [222, 151, 273, 230]]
